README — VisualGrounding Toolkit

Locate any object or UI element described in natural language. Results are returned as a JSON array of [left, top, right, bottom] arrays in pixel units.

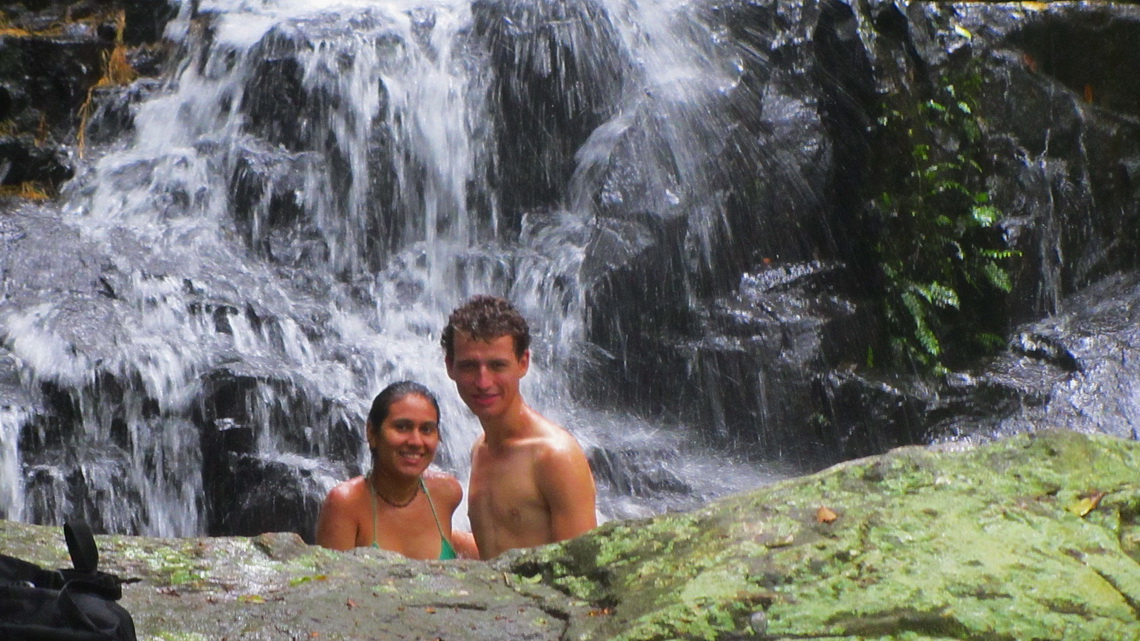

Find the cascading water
[[0, 0, 784, 538]]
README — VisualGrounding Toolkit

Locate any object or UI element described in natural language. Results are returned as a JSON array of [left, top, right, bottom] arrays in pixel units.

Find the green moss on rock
[[2, 430, 1137, 640], [514, 430, 1140, 641]]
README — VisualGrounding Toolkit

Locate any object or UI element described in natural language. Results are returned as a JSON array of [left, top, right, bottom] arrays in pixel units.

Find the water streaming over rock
[[0, 0, 785, 537], [6, 0, 1140, 539]]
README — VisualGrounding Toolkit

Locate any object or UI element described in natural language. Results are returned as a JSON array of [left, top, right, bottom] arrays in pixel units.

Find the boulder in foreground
[[2, 429, 1138, 640]]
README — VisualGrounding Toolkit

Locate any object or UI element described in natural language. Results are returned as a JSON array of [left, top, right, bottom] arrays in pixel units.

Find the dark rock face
[[0, 139, 73, 186], [578, 0, 1140, 465], [0, 1, 177, 187], [197, 370, 358, 542], [473, 0, 626, 217], [964, 4, 1140, 316], [931, 271, 1140, 443], [3, 0, 1140, 542]]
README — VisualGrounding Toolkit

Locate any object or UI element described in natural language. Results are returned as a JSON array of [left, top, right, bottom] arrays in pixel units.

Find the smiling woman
[[315, 381, 478, 560]]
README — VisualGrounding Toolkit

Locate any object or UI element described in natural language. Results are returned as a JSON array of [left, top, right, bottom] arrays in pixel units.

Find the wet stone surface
[[4, 429, 1140, 641]]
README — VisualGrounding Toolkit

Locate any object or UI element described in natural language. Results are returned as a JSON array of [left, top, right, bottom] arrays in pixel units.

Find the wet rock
[[6, 429, 1136, 640], [79, 79, 164, 147], [227, 141, 319, 260], [0, 0, 176, 191], [527, 429, 1140, 640], [587, 259, 881, 466], [241, 10, 402, 153], [0, 139, 73, 186], [0, 35, 111, 129], [474, 0, 626, 216], [576, 0, 1140, 466], [930, 271, 1140, 444], [939, 2, 1140, 314], [206, 452, 331, 543]]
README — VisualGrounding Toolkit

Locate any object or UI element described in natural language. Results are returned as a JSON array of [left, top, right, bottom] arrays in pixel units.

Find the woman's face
[[368, 393, 440, 479]]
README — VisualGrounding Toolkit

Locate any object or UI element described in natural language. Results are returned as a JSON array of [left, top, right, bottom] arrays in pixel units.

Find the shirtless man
[[442, 295, 597, 559]]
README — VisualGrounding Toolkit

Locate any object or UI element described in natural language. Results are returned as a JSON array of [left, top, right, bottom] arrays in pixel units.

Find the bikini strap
[[420, 477, 448, 540], [421, 478, 458, 560], [369, 473, 453, 557]]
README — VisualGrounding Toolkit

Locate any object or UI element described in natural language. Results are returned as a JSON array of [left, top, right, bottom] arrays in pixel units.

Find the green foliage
[[868, 75, 1018, 375]]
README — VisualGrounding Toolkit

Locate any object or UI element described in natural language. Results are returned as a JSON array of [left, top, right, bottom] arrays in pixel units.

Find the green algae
[[511, 430, 1140, 641], [3, 430, 1138, 640]]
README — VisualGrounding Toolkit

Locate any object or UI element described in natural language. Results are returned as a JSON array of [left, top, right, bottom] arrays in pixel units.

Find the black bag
[[0, 521, 138, 641]]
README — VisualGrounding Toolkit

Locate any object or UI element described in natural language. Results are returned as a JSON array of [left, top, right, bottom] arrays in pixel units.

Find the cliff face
[[4, 428, 1139, 640], [5, 0, 1140, 481], [0, 0, 176, 188], [4, 0, 1140, 540]]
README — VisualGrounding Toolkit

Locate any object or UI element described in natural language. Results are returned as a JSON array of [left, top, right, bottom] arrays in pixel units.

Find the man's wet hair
[[441, 295, 530, 360], [367, 380, 441, 433]]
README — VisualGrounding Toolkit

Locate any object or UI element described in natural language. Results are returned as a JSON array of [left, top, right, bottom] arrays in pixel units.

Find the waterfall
[[0, 0, 782, 537]]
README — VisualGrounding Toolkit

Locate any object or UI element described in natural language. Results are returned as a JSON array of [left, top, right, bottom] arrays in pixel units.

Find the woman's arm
[[426, 472, 480, 559], [450, 530, 480, 559], [315, 485, 358, 551]]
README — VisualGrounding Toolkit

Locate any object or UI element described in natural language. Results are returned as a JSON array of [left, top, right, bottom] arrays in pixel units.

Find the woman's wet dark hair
[[367, 380, 441, 433]]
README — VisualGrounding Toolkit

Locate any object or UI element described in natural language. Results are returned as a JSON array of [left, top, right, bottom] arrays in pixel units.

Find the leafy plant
[[867, 76, 1018, 375]]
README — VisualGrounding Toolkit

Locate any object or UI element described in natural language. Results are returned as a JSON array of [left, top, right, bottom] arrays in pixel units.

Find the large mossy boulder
[[526, 428, 1140, 640], [3, 429, 1138, 640]]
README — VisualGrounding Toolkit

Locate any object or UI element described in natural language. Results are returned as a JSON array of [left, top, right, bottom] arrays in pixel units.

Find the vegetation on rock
[[2, 430, 1137, 640], [864, 65, 1019, 376], [522, 429, 1140, 640]]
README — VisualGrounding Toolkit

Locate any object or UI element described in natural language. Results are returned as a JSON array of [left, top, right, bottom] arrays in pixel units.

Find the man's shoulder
[[524, 411, 584, 451], [525, 417, 589, 469], [530, 416, 597, 508], [483, 407, 587, 462]]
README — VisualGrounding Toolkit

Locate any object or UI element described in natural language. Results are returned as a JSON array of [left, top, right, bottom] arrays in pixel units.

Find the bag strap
[[59, 520, 128, 601], [65, 521, 99, 574]]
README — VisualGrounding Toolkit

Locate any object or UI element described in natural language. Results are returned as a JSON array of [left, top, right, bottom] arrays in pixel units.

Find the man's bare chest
[[469, 455, 545, 529]]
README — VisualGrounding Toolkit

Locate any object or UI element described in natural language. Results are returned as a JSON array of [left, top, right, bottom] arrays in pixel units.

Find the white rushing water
[[2, 0, 781, 535]]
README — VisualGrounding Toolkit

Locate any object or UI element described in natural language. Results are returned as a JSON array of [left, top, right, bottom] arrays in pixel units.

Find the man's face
[[446, 332, 529, 421]]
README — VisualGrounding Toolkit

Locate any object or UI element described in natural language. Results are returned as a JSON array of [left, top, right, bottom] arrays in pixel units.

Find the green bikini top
[[368, 475, 457, 560]]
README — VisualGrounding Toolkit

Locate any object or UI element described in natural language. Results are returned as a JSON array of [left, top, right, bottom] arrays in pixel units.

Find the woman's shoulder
[[324, 474, 368, 505], [423, 470, 463, 506]]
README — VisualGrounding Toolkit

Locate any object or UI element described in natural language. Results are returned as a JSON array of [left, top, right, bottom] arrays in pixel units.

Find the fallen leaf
[[1069, 490, 1106, 517], [425, 607, 437, 614], [817, 506, 838, 523], [237, 594, 265, 604], [346, 599, 357, 609]]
